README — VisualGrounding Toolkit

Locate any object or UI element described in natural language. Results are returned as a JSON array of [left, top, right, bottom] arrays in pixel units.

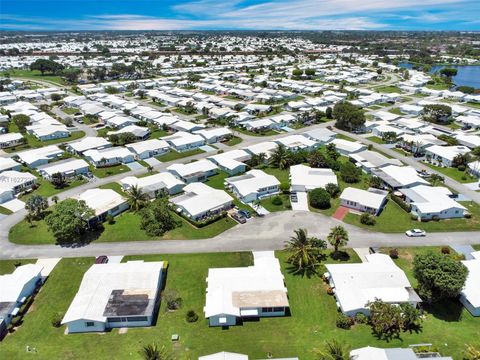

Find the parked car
[[95, 255, 109, 264], [405, 229, 426, 237], [290, 192, 298, 203], [231, 212, 246, 224], [238, 209, 251, 218]]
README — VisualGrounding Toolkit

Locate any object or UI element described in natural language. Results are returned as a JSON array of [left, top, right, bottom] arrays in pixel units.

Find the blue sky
[[1, 0, 479, 31]]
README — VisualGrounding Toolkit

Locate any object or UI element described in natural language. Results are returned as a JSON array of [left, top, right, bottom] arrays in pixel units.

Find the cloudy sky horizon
[[1, 0, 479, 31]]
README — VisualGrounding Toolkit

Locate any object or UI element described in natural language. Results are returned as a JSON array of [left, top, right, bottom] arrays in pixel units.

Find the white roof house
[[226, 169, 280, 203], [372, 165, 429, 189], [62, 261, 164, 333], [339, 187, 388, 215], [167, 159, 218, 184], [170, 182, 233, 221], [72, 188, 128, 220], [126, 139, 170, 160], [194, 127, 232, 144], [108, 125, 150, 139], [37, 158, 90, 179], [460, 251, 480, 316], [0, 170, 37, 196], [84, 147, 135, 167], [170, 120, 205, 133], [119, 172, 185, 197], [66, 137, 112, 154], [16, 145, 63, 168], [350, 347, 452, 360], [244, 141, 278, 159], [208, 149, 251, 175], [331, 139, 366, 155], [302, 128, 336, 144], [350, 150, 402, 172], [0, 264, 43, 327], [204, 251, 289, 327], [290, 164, 337, 192], [0, 132, 23, 148], [400, 185, 467, 220], [325, 254, 421, 316], [275, 134, 317, 152], [425, 145, 470, 167], [162, 131, 205, 152], [0, 157, 21, 173], [199, 353, 248, 360]]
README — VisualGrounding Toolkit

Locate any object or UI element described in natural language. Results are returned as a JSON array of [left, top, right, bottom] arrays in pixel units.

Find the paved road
[[1, 211, 479, 259]]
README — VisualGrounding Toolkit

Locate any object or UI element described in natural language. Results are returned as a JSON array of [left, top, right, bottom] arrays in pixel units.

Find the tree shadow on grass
[[329, 251, 351, 262], [423, 299, 464, 322], [56, 225, 105, 248]]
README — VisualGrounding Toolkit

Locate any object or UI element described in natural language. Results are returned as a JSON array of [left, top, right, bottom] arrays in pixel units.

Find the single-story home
[[16, 145, 64, 168], [0, 170, 37, 199], [0, 157, 21, 173], [339, 187, 388, 215], [37, 158, 90, 179], [0, 133, 24, 149], [62, 261, 164, 333], [170, 182, 233, 221], [290, 164, 337, 192], [325, 254, 421, 316], [204, 251, 289, 327], [162, 131, 205, 152], [302, 128, 336, 144], [84, 147, 135, 168], [119, 172, 185, 198], [460, 251, 480, 317], [194, 127, 232, 144], [126, 139, 169, 160], [107, 125, 150, 140], [350, 347, 452, 360], [371, 165, 429, 189], [66, 137, 112, 155], [331, 139, 367, 155], [72, 188, 128, 224], [208, 150, 251, 176], [425, 145, 470, 167], [167, 159, 218, 184], [226, 169, 280, 203], [349, 150, 403, 173], [274, 135, 318, 152]]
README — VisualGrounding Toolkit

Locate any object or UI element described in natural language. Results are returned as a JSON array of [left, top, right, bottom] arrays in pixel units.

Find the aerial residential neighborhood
[[0, 2, 480, 359]]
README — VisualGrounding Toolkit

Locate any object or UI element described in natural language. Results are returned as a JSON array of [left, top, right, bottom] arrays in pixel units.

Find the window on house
[[85, 321, 94, 327]]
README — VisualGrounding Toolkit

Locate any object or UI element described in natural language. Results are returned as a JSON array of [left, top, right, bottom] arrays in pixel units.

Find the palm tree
[[126, 185, 149, 212], [270, 144, 292, 170], [284, 228, 324, 274], [140, 343, 170, 360], [147, 165, 154, 174], [327, 226, 349, 254], [315, 339, 350, 360]]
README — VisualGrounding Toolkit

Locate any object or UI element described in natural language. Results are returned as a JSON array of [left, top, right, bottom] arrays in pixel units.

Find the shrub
[[390, 194, 411, 212], [309, 188, 331, 209], [339, 161, 361, 183], [162, 290, 182, 311], [51, 312, 64, 327], [465, 213, 472, 219], [325, 183, 340, 198], [271, 196, 283, 206], [355, 312, 368, 324], [441, 246, 451, 254], [389, 248, 399, 259], [458, 164, 466, 171], [360, 213, 376, 226], [105, 214, 115, 225], [186, 310, 199, 323], [336, 314, 353, 329]]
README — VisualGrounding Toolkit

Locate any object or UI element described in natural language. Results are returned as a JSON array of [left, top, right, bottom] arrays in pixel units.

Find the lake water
[[399, 62, 480, 88]]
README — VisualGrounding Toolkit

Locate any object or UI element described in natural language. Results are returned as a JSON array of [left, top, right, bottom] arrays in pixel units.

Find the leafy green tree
[[270, 144, 292, 170], [339, 161, 361, 183], [50, 93, 62, 102], [315, 339, 349, 360], [284, 228, 326, 275], [369, 176, 383, 189], [126, 185, 149, 212], [51, 172, 67, 189], [440, 67, 458, 78], [29, 58, 64, 75], [308, 151, 329, 168], [422, 104, 452, 124], [451, 153, 471, 168], [140, 343, 171, 360], [399, 303, 422, 331], [304, 68, 316, 77], [333, 102, 365, 131], [62, 68, 81, 83], [327, 225, 349, 253], [325, 107, 333, 119], [309, 188, 331, 209], [25, 195, 48, 220], [413, 252, 468, 302], [12, 114, 30, 133], [45, 199, 94, 243], [139, 198, 179, 236], [292, 68, 303, 77], [368, 299, 403, 340], [325, 143, 339, 161], [325, 183, 340, 198]]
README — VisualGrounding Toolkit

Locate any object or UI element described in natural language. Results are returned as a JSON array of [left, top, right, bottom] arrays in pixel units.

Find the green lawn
[[61, 107, 80, 115], [156, 149, 204, 162], [21, 177, 87, 199], [344, 197, 480, 232], [262, 167, 289, 187], [259, 194, 291, 212], [10, 208, 237, 244], [0, 259, 36, 275], [225, 136, 243, 146], [0, 205, 13, 215], [388, 108, 405, 116], [0, 69, 65, 85], [427, 83, 450, 90], [1, 249, 477, 359], [423, 163, 477, 183], [334, 133, 356, 142], [90, 164, 130, 178], [99, 182, 124, 194], [374, 85, 402, 93], [367, 136, 385, 144], [466, 102, 480, 109], [205, 171, 229, 190], [150, 129, 169, 139], [233, 127, 279, 137]]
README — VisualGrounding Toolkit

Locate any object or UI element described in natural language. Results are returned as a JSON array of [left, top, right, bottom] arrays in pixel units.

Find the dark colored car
[[231, 212, 247, 224], [95, 255, 109, 264], [238, 209, 251, 218]]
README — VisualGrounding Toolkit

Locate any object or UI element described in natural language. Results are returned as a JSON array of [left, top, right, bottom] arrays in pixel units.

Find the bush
[[355, 313, 368, 324], [309, 188, 331, 209], [336, 314, 353, 329], [162, 290, 182, 311], [441, 246, 451, 254], [360, 213, 376, 226], [464, 213, 472, 219], [327, 287, 334, 295], [339, 161, 361, 183], [325, 183, 340, 198], [389, 248, 399, 259], [105, 214, 115, 225], [51, 312, 64, 328], [186, 310, 199, 323], [391, 194, 411, 212], [458, 164, 466, 171], [271, 196, 283, 206]]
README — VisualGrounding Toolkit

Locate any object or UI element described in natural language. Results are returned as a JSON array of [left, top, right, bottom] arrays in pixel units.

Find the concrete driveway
[[291, 192, 309, 211]]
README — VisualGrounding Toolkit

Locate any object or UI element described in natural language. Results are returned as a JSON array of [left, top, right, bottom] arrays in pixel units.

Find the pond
[[399, 62, 480, 89]]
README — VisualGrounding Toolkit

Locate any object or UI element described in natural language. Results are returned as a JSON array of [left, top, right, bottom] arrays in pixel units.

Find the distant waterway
[[399, 62, 480, 89]]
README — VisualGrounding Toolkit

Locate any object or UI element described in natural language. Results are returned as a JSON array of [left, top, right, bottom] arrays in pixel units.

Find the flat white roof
[[226, 169, 280, 197], [0, 264, 43, 303], [68, 137, 111, 153], [73, 188, 127, 216], [290, 164, 337, 190], [462, 253, 480, 308], [167, 159, 218, 178], [120, 172, 184, 192], [38, 158, 89, 177]]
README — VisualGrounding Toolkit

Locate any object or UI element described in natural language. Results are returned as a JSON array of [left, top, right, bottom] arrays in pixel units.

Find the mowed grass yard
[[9, 208, 237, 244], [344, 197, 480, 232], [0, 250, 478, 359], [423, 163, 478, 184]]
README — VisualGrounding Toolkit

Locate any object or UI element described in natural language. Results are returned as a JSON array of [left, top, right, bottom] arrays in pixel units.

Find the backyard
[[156, 149, 204, 162], [0, 249, 477, 359]]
